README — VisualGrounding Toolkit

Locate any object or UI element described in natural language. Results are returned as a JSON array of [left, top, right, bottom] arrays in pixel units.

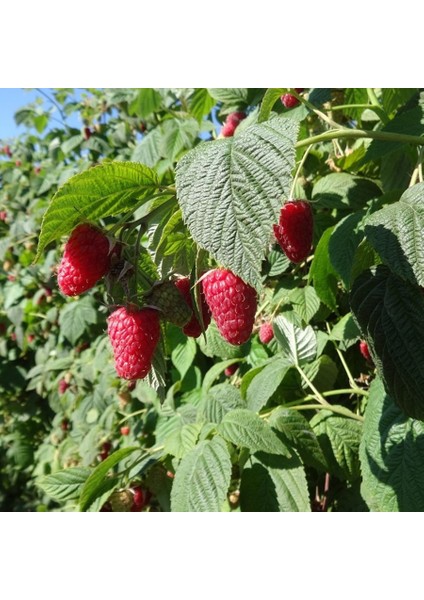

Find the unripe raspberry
[[109, 489, 133, 512], [359, 340, 372, 362], [281, 89, 304, 109], [57, 223, 113, 296], [202, 269, 257, 345], [174, 277, 211, 337], [259, 322, 274, 344], [273, 200, 313, 263], [144, 280, 192, 327], [107, 306, 160, 380]]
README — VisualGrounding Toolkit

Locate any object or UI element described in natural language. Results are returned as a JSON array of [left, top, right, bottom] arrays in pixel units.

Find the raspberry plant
[[1, 87, 424, 512]]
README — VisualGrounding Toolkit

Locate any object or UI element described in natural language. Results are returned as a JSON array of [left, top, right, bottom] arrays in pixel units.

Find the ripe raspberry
[[0, 211, 7, 221], [225, 363, 239, 377], [57, 223, 112, 296], [145, 280, 192, 327], [58, 378, 70, 394], [259, 322, 274, 344], [202, 269, 257, 345], [107, 306, 160, 380], [359, 340, 372, 362], [273, 200, 313, 263], [221, 111, 246, 137], [99, 441, 112, 461], [174, 277, 211, 337], [281, 89, 304, 109], [131, 486, 146, 511], [83, 127, 92, 140]]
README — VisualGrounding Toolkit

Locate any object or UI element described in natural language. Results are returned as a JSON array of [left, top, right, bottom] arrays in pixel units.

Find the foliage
[[1, 87, 424, 511]]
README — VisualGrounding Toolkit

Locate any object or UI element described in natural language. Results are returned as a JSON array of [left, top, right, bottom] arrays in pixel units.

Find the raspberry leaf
[[176, 116, 299, 290], [365, 182, 424, 287], [170, 436, 232, 512], [37, 467, 91, 502], [58, 296, 97, 345], [36, 161, 159, 261], [360, 377, 424, 512], [273, 315, 317, 366], [350, 265, 424, 419]]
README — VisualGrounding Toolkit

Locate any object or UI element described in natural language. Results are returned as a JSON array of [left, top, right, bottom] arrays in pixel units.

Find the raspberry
[[58, 378, 70, 394], [225, 363, 239, 377], [359, 340, 372, 362], [174, 277, 211, 337], [259, 322, 274, 344], [57, 223, 112, 296], [83, 127, 92, 140], [202, 269, 257, 345], [221, 111, 246, 137], [145, 280, 192, 327], [281, 89, 304, 109], [107, 306, 160, 380], [120, 426, 130, 436], [131, 486, 146, 511], [273, 200, 313, 263], [0, 211, 7, 221]]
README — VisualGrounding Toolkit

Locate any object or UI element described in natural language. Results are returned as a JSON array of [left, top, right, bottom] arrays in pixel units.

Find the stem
[[366, 88, 389, 124], [292, 90, 343, 130], [118, 408, 147, 425], [289, 144, 313, 198], [296, 128, 424, 149], [296, 365, 330, 406], [287, 403, 364, 422], [326, 323, 357, 389]]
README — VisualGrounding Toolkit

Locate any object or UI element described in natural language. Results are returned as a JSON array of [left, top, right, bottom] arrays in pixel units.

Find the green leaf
[[168, 326, 197, 381], [365, 105, 424, 161], [164, 423, 202, 459], [246, 357, 292, 412], [360, 377, 424, 512], [188, 88, 215, 123], [258, 88, 285, 122], [160, 118, 200, 162], [311, 410, 362, 481], [269, 408, 328, 472], [202, 384, 243, 424], [170, 436, 232, 512], [207, 88, 249, 107], [266, 249, 290, 276], [328, 211, 365, 287], [36, 161, 159, 260], [309, 227, 339, 311], [273, 314, 317, 366], [202, 359, 241, 397], [350, 265, 424, 420], [312, 173, 381, 211], [131, 128, 162, 166], [129, 88, 162, 119], [381, 88, 417, 116], [218, 409, 291, 457], [79, 447, 139, 512], [37, 467, 91, 502], [197, 319, 247, 360], [330, 313, 360, 343], [302, 355, 338, 393], [365, 182, 424, 287], [240, 453, 310, 512], [58, 297, 97, 345], [176, 116, 299, 290], [288, 286, 320, 324]]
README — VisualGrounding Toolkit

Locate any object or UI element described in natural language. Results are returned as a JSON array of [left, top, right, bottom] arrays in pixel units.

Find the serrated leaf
[[288, 286, 320, 323], [330, 313, 360, 342], [131, 128, 162, 166], [312, 173, 381, 211], [36, 161, 159, 260], [202, 384, 242, 424], [170, 436, 231, 512], [365, 182, 424, 287], [258, 88, 285, 122], [79, 447, 139, 512], [176, 116, 299, 290], [273, 314, 317, 366], [246, 357, 292, 412], [197, 319, 247, 360], [218, 409, 291, 457], [129, 88, 162, 119], [381, 88, 417, 116], [267, 249, 290, 276], [188, 88, 215, 123], [164, 423, 202, 459], [302, 355, 338, 393], [350, 265, 424, 420], [311, 409, 363, 481], [37, 467, 91, 502], [202, 359, 241, 397], [58, 297, 97, 345], [309, 227, 339, 311], [365, 105, 424, 160], [328, 211, 365, 287], [240, 453, 310, 512], [168, 326, 197, 381], [160, 118, 200, 162], [269, 408, 328, 472], [207, 88, 249, 106], [360, 377, 424, 512]]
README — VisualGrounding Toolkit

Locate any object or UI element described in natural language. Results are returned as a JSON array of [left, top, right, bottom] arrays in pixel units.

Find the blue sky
[[0, 88, 82, 140]]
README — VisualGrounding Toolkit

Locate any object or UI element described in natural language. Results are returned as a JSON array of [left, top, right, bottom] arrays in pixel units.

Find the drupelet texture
[[259, 322, 274, 344], [273, 200, 313, 263], [174, 277, 211, 338]]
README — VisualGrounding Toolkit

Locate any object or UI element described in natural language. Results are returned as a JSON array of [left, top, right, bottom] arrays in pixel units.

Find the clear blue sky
[[0, 88, 82, 140]]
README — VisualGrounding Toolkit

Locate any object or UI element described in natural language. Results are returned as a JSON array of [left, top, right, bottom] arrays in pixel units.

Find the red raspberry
[[259, 322, 274, 344], [15, 160, 22, 167], [83, 127, 92, 140], [131, 486, 146, 511], [202, 269, 257, 345], [174, 277, 211, 338], [99, 441, 112, 461], [120, 426, 130, 436], [58, 378, 70, 394], [273, 200, 313, 263], [281, 89, 304, 109], [107, 306, 160, 380], [221, 111, 246, 137], [224, 363, 239, 377], [0, 211, 7, 221], [60, 419, 70, 431], [57, 223, 112, 296], [27, 334, 36, 343], [359, 340, 372, 362]]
